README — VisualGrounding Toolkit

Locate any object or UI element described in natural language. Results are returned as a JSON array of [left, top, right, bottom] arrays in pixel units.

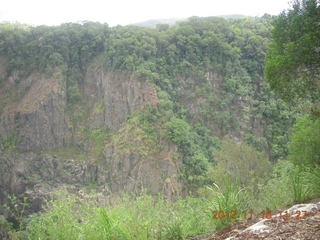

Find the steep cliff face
[[0, 18, 295, 223], [0, 58, 158, 151], [176, 71, 264, 140], [0, 71, 69, 151], [0, 152, 104, 213], [0, 56, 181, 216], [104, 112, 181, 198], [84, 63, 158, 130]]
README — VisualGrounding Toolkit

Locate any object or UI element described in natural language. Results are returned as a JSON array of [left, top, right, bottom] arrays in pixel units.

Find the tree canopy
[[0, 16, 296, 183], [264, 0, 320, 105]]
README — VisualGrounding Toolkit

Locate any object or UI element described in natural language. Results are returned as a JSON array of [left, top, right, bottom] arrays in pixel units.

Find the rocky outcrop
[[0, 151, 109, 215], [0, 73, 70, 151], [85, 64, 158, 130], [105, 141, 181, 199], [0, 57, 178, 219], [0, 60, 158, 151], [0, 141, 181, 217]]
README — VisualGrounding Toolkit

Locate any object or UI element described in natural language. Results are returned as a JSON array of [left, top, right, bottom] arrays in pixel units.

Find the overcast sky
[[0, 0, 292, 26]]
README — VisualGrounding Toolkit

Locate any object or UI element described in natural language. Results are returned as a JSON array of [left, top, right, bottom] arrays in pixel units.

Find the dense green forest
[[0, 16, 294, 182], [0, 0, 319, 239]]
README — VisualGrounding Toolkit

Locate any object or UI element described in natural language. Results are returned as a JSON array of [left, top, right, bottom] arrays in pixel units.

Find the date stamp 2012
[[211, 209, 309, 221]]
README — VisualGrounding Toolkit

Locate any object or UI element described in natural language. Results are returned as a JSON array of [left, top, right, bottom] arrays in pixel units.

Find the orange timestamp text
[[211, 209, 309, 220]]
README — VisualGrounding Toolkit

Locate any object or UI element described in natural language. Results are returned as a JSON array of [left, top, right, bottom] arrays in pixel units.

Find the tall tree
[[264, 0, 320, 106]]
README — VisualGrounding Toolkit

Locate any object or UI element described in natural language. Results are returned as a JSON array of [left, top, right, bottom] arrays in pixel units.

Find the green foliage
[[0, 21, 109, 105], [264, 0, 320, 103], [17, 162, 320, 240], [165, 118, 209, 186], [288, 116, 320, 165], [304, 165, 320, 196], [67, 84, 81, 103], [165, 118, 192, 146], [129, 104, 161, 150], [0, 16, 294, 166], [259, 0, 320, 216], [161, 221, 183, 240], [89, 208, 130, 240], [252, 84, 296, 161], [108, 105, 165, 163], [22, 194, 217, 240], [105, 26, 157, 71], [0, 23, 103, 69], [214, 137, 271, 187], [256, 160, 315, 210], [207, 181, 244, 228], [0, 215, 11, 240], [203, 138, 274, 212], [80, 126, 112, 157], [256, 160, 294, 210], [290, 165, 311, 203], [1, 8, 319, 240], [3, 195, 29, 231], [0, 133, 20, 152], [24, 197, 90, 240]]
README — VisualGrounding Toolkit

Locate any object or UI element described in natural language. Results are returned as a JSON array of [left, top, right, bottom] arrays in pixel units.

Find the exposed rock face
[[85, 65, 158, 130], [0, 73, 69, 151], [0, 57, 179, 218], [0, 152, 108, 214], [105, 141, 181, 199], [0, 62, 158, 150]]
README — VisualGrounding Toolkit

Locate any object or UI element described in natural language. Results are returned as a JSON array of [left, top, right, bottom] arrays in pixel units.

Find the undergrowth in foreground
[[21, 194, 218, 240], [6, 119, 320, 239], [5, 161, 320, 240]]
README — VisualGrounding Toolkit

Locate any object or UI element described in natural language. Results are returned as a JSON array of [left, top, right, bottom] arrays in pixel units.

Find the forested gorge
[[0, 0, 320, 239]]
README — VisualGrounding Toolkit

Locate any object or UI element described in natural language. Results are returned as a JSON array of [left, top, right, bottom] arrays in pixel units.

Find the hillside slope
[[0, 17, 295, 215]]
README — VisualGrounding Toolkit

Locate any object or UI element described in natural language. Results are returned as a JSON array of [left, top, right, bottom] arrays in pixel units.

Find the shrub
[[22, 193, 217, 240], [290, 165, 311, 203], [304, 165, 320, 197], [206, 180, 244, 228], [214, 137, 271, 188], [288, 116, 320, 165]]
